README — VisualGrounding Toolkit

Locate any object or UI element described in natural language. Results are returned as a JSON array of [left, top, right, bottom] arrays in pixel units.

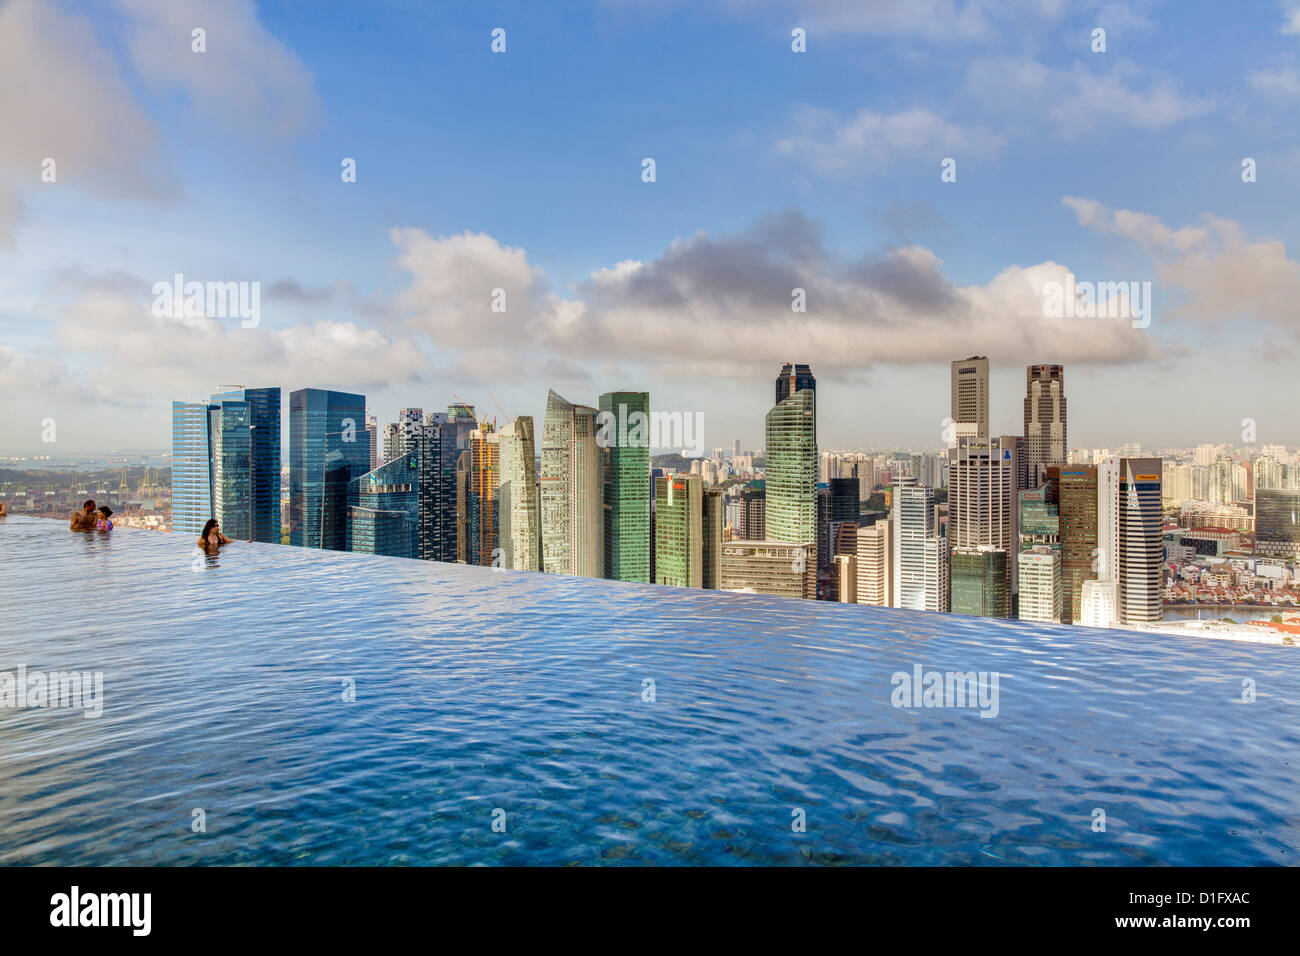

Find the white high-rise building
[[1018, 545, 1062, 623], [1080, 579, 1118, 628], [892, 478, 936, 611], [948, 436, 1020, 603], [856, 518, 892, 607]]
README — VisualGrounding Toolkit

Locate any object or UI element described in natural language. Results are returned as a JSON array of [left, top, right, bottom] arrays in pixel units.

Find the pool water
[[1, 515, 1297, 865]]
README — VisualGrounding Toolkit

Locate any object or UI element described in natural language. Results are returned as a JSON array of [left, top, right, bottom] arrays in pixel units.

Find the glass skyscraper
[[764, 374, 817, 551], [170, 386, 280, 541], [348, 451, 419, 559], [289, 388, 368, 551], [599, 390, 651, 583]]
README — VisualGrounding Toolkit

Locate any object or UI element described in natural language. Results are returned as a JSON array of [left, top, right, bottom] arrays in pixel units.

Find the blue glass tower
[[171, 401, 213, 537], [348, 451, 420, 559], [290, 388, 369, 551], [171, 387, 281, 541]]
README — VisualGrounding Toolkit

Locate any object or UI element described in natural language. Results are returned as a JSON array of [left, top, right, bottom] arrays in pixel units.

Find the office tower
[[856, 517, 892, 607], [835, 555, 857, 602], [1094, 457, 1122, 622], [1018, 480, 1061, 620], [347, 451, 419, 559], [735, 487, 766, 540], [829, 476, 858, 523], [950, 356, 989, 444], [950, 546, 1009, 617], [719, 540, 816, 598], [654, 473, 705, 588], [365, 414, 379, 471], [497, 416, 540, 571], [733, 439, 740, 459], [1018, 545, 1062, 623], [702, 488, 723, 590], [289, 388, 368, 550], [1048, 465, 1099, 625], [541, 390, 604, 578], [1116, 458, 1163, 623], [382, 422, 399, 464], [947, 436, 1019, 609], [1255, 489, 1300, 559], [1023, 364, 1066, 488], [765, 373, 818, 552], [171, 401, 214, 537], [599, 391, 651, 583], [1080, 579, 1117, 627], [922, 536, 950, 613], [775, 362, 817, 440], [467, 422, 499, 566], [893, 477, 946, 611], [170, 386, 280, 541]]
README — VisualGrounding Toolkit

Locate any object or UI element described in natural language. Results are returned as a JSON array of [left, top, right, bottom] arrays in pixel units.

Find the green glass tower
[[764, 383, 818, 554], [654, 473, 703, 588], [599, 391, 651, 583]]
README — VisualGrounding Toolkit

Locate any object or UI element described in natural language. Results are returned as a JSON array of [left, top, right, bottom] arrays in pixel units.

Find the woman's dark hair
[[98, 506, 113, 518], [200, 518, 219, 541]]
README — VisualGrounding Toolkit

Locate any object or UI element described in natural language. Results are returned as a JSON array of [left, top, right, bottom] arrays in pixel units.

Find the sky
[[2, 0, 1299, 457]]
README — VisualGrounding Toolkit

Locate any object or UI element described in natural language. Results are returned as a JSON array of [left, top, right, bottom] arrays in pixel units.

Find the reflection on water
[[1, 515, 1297, 866]]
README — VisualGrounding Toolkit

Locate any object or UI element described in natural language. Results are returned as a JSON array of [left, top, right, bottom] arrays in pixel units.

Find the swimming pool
[[1, 515, 1296, 865]]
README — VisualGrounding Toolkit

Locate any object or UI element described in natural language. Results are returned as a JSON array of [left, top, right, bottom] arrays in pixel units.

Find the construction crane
[[487, 393, 510, 425]]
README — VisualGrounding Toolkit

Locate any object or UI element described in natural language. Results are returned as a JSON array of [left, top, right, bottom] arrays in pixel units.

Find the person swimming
[[95, 506, 113, 532], [0, 501, 8, 517], [197, 518, 232, 550], [70, 500, 96, 531]]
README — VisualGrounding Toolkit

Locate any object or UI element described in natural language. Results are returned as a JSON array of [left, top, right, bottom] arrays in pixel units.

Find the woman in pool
[[197, 518, 233, 550], [94, 506, 113, 531]]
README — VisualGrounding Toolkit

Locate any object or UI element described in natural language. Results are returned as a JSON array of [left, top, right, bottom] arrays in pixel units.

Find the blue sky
[[2, 0, 1299, 456]]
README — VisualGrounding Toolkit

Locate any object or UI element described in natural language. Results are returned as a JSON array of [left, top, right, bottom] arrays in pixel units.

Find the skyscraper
[[947, 436, 1019, 612], [467, 422, 499, 566], [498, 416, 540, 571], [1018, 545, 1063, 623], [775, 362, 816, 440], [599, 391, 651, 583], [950, 356, 989, 445], [170, 386, 280, 542], [347, 451, 419, 559], [1255, 489, 1300, 559], [855, 517, 892, 607], [365, 413, 379, 471], [765, 374, 817, 552], [1048, 464, 1099, 625], [892, 477, 947, 612], [171, 400, 214, 537], [1116, 457, 1163, 624], [541, 389, 603, 578], [1023, 364, 1066, 488], [289, 388, 368, 551], [654, 473, 707, 588], [950, 546, 1009, 617]]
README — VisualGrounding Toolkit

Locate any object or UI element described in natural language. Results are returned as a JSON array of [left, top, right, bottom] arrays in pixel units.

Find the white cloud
[[1064, 197, 1300, 330], [775, 106, 1002, 175], [112, 0, 322, 139], [0, 0, 169, 244], [1249, 66, 1300, 97]]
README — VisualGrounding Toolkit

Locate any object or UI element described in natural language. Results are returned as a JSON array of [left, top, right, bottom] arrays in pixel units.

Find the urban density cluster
[[151, 360, 1300, 635]]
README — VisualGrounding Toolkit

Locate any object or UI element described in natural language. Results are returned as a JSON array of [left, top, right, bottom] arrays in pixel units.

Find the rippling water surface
[[1, 516, 1297, 866]]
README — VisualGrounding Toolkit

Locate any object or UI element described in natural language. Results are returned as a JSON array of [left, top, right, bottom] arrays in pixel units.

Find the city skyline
[[4, 1, 1300, 456]]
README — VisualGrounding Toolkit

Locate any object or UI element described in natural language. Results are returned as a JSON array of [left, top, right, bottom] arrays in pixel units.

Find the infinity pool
[[1, 515, 1296, 865]]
